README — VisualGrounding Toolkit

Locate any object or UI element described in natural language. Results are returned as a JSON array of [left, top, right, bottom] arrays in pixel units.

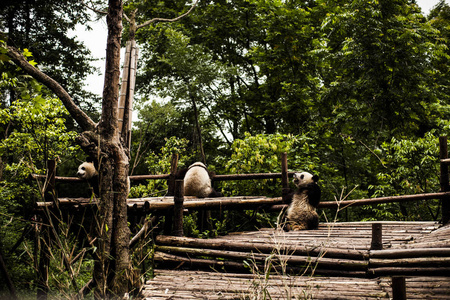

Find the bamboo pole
[[0, 250, 17, 300], [167, 153, 179, 196], [172, 180, 184, 237], [37, 160, 56, 300], [155, 235, 368, 260], [156, 245, 368, 271], [370, 248, 450, 258], [440, 136, 450, 224], [392, 276, 406, 300], [281, 152, 290, 203], [368, 267, 450, 277], [118, 41, 131, 137], [318, 191, 450, 209], [370, 223, 382, 250], [370, 257, 450, 268], [164, 154, 179, 235], [213, 172, 295, 181]]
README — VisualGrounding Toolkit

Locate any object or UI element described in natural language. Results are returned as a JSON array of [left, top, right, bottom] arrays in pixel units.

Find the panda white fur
[[183, 162, 222, 198], [285, 171, 321, 231], [77, 162, 99, 196], [77, 162, 130, 196]]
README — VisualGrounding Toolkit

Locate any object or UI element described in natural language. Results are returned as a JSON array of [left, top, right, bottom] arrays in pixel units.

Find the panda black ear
[[312, 175, 319, 182]]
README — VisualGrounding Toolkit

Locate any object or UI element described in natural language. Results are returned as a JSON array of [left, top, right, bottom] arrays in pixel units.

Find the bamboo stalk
[[370, 257, 450, 268], [368, 267, 450, 277], [155, 235, 368, 260], [370, 248, 450, 258], [318, 192, 450, 209], [156, 245, 368, 270]]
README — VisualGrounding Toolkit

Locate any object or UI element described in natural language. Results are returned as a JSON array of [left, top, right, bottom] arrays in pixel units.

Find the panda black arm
[[283, 189, 295, 204], [307, 183, 321, 207]]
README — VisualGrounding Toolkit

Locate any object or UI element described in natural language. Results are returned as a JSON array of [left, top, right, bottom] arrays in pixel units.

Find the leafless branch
[[82, 0, 108, 15], [136, 0, 200, 29]]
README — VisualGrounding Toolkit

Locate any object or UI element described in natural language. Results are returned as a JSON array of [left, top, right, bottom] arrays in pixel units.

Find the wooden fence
[[31, 136, 450, 299]]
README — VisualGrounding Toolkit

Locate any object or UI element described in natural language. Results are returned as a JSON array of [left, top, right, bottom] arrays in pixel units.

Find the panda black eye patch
[[81, 167, 85, 170], [300, 175, 304, 179]]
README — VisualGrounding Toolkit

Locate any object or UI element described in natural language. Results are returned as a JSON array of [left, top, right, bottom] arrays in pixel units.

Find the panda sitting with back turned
[[179, 162, 222, 198], [284, 171, 321, 231]]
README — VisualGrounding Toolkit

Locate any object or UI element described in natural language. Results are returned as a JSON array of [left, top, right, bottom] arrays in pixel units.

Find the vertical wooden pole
[[37, 160, 56, 300], [391, 276, 406, 300], [172, 180, 185, 236], [164, 154, 179, 235], [118, 41, 139, 149], [167, 153, 179, 196], [439, 136, 450, 224], [281, 152, 289, 203], [370, 223, 383, 250], [0, 249, 17, 300]]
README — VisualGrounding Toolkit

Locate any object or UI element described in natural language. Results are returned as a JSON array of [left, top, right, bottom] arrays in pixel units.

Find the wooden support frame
[[37, 160, 56, 300], [439, 136, 450, 224], [118, 40, 139, 149], [172, 180, 184, 236], [164, 154, 179, 235], [281, 152, 290, 203], [370, 223, 382, 250], [391, 276, 406, 300]]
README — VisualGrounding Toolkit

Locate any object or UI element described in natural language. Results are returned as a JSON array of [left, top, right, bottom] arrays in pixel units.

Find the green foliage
[[366, 132, 442, 221], [130, 136, 194, 197], [0, 98, 79, 164], [0, 53, 81, 293], [222, 133, 298, 197], [0, 0, 98, 106]]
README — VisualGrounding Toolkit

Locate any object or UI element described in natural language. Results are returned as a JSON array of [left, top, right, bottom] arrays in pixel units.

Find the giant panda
[[182, 162, 222, 198], [77, 161, 130, 196], [284, 171, 321, 231], [77, 162, 99, 196]]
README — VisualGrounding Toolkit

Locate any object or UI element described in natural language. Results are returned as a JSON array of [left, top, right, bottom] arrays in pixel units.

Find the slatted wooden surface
[[218, 221, 440, 250], [142, 270, 450, 299], [142, 270, 390, 299], [143, 222, 450, 299]]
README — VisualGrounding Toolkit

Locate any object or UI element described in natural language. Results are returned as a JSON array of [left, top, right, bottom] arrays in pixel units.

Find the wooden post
[[439, 136, 450, 224], [370, 223, 382, 250], [172, 180, 184, 237], [281, 152, 289, 203], [164, 154, 179, 235], [118, 40, 139, 149], [0, 249, 17, 300], [391, 276, 406, 300], [37, 160, 56, 300], [167, 153, 179, 196]]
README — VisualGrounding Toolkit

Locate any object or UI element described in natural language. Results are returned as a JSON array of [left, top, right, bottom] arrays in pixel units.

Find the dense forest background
[[1, 0, 450, 296]]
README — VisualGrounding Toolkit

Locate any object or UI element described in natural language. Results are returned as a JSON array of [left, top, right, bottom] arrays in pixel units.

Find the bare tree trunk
[[89, 0, 133, 298]]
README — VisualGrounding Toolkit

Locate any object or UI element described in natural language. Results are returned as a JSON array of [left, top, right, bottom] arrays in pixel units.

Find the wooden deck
[[142, 270, 450, 299], [142, 221, 450, 299]]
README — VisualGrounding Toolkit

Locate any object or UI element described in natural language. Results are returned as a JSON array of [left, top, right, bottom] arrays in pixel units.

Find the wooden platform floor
[[217, 221, 442, 250], [143, 222, 450, 299], [142, 270, 450, 299]]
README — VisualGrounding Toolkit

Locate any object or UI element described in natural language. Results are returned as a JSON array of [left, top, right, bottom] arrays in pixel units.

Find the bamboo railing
[[32, 137, 450, 300]]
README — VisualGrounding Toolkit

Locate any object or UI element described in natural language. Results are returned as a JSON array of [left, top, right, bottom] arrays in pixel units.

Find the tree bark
[[90, 0, 133, 298], [6, 0, 133, 297]]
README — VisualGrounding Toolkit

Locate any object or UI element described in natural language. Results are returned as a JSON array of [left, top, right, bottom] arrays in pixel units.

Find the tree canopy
[[2, 0, 450, 298]]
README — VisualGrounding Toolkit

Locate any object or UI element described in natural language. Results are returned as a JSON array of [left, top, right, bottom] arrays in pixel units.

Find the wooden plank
[[142, 270, 390, 299]]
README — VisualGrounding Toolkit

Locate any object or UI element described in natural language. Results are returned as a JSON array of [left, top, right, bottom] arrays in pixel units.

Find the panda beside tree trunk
[[77, 161, 130, 197]]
